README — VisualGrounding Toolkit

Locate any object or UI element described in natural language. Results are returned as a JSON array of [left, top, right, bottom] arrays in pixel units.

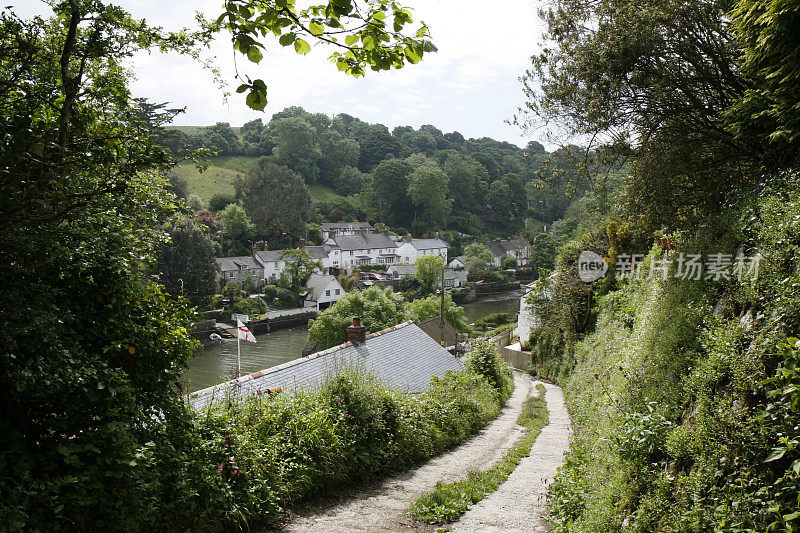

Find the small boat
[[209, 333, 223, 343]]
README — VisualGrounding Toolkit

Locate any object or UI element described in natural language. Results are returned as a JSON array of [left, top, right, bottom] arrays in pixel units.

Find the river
[[184, 290, 525, 392]]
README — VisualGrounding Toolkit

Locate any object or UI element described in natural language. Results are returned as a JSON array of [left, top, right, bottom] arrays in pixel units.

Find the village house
[[324, 232, 399, 269], [395, 235, 449, 265], [386, 264, 466, 290], [188, 319, 465, 409], [215, 256, 264, 288], [484, 238, 532, 267], [303, 245, 335, 273], [320, 221, 373, 241], [302, 274, 344, 311], [254, 250, 286, 282], [448, 255, 466, 270]]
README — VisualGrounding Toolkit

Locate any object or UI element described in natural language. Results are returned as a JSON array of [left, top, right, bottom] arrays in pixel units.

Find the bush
[[464, 339, 514, 401], [473, 312, 508, 331], [190, 365, 510, 529]]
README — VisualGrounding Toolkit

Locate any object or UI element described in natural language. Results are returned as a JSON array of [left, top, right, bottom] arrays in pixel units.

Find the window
[[335, 289, 340, 295], [326, 290, 330, 296], [229, 272, 235, 278]]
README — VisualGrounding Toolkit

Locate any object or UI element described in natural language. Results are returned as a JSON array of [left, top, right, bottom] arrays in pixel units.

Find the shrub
[[464, 339, 514, 401]]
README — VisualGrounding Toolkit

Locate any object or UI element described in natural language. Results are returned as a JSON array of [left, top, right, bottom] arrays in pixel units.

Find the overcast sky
[[11, 0, 549, 147]]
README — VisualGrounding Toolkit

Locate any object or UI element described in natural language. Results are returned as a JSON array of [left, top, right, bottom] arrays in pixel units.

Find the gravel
[[451, 381, 571, 533]]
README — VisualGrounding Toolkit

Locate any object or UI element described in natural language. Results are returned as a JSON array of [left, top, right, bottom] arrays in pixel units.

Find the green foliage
[[155, 219, 218, 308], [229, 296, 269, 317], [308, 286, 407, 348], [410, 387, 548, 524], [414, 254, 445, 295], [216, 202, 256, 255], [279, 248, 322, 293], [406, 293, 470, 333], [208, 192, 235, 212], [464, 339, 514, 399], [190, 365, 507, 528], [473, 312, 508, 332]]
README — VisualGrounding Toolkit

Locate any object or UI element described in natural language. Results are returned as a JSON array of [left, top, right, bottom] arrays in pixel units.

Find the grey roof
[[333, 233, 398, 251], [188, 321, 465, 409], [254, 250, 284, 264], [450, 255, 466, 264], [216, 256, 262, 271], [306, 274, 340, 301], [485, 239, 529, 258], [387, 264, 416, 277], [416, 316, 459, 348], [407, 238, 449, 250], [320, 222, 373, 231], [304, 246, 330, 260]]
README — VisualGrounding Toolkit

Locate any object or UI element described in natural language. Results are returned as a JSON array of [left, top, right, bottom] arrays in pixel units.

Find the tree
[[236, 161, 312, 244], [216, 203, 256, 255], [279, 248, 322, 293], [270, 116, 322, 183], [414, 255, 445, 296], [371, 158, 414, 223], [517, 0, 759, 230], [307, 286, 406, 348], [406, 292, 470, 333], [464, 242, 493, 281], [0, 6, 202, 527], [319, 130, 360, 185], [155, 220, 218, 308], [208, 192, 235, 212], [406, 155, 451, 230], [334, 165, 366, 196]]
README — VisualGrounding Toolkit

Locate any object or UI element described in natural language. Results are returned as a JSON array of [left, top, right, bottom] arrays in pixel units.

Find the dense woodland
[[160, 108, 582, 239]]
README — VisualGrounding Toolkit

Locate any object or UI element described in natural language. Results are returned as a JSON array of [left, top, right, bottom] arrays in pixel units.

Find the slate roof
[[216, 256, 262, 271], [254, 250, 284, 264], [387, 264, 416, 277], [306, 274, 340, 301], [320, 222, 373, 232], [416, 316, 459, 349], [188, 321, 464, 409], [484, 239, 528, 258], [406, 238, 449, 250], [333, 233, 398, 251], [304, 246, 330, 260]]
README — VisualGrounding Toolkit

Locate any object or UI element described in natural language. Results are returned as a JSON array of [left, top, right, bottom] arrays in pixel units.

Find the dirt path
[[451, 381, 571, 533], [277, 372, 534, 532]]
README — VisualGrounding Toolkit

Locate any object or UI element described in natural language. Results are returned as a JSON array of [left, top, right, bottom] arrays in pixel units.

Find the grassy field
[[173, 155, 346, 204]]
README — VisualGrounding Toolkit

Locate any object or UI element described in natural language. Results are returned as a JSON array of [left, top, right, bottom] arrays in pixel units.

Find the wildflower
[[219, 464, 223, 472]]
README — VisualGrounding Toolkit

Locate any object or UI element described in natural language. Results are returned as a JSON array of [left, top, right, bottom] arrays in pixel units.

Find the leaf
[[279, 32, 296, 46], [345, 34, 359, 46], [765, 448, 787, 462], [246, 88, 267, 111], [247, 46, 263, 64], [294, 38, 311, 54], [309, 21, 324, 36], [235, 83, 248, 94]]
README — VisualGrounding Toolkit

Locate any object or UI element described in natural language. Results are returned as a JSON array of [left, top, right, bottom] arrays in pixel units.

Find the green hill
[[173, 155, 345, 204]]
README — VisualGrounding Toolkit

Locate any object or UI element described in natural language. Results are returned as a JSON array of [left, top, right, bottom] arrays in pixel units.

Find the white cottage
[[396, 237, 449, 265], [303, 274, 344, 311], [254, 250, 287, 282]]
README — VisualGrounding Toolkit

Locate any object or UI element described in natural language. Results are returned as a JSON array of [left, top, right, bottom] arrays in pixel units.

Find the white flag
[[237, 319, 257, 343]]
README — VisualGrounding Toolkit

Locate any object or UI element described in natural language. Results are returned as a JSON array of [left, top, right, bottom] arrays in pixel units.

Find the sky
[[10, 0, 549, 148]]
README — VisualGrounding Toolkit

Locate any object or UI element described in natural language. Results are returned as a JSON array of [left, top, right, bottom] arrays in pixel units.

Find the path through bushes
[[276, 373, 567, 531]]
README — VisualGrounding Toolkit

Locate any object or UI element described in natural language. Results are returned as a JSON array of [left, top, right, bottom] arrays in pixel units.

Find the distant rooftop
[[188, 321, 464, 409], [216, 256, 261, 271]]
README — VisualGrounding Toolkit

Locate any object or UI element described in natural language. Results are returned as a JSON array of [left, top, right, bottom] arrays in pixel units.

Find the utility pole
[[440, 266, 445, 346]]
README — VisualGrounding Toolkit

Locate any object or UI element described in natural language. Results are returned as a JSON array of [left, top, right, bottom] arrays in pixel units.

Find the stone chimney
[[347, 317, 366, 344], [404, 233, 412, 243], [435, 231, 440, 239]]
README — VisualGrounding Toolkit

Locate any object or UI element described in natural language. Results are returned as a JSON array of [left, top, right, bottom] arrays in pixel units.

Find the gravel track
[[451, 381, 571, 533], [277, 372, 534, 532]]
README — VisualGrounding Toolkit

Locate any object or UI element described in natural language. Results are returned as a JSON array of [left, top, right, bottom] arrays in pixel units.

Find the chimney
[[404, 233, 412, 243], [252, 245, 257, 260], [298, 238, 306, 248], [435, 231, 440, 239], [347, 317, 366, 344]]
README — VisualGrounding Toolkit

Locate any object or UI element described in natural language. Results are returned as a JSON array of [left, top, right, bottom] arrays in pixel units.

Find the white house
[[254, 250, 286, 282], [325, 233, 399, 269], [484, 238, 531, 267], [303, 274, 345, 311], [396, 236, 449, 265], [386, 264, 465, 290], [304, 245, 335, 273], [516, 272, 557, 348], [448, 255, 466, 269], [320, 221, 373, 241]]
